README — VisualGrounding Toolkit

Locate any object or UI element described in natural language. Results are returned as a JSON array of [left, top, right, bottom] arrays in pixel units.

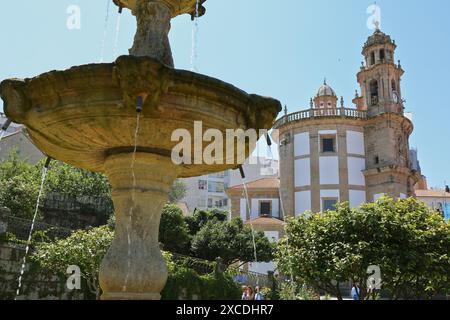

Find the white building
[[180, 156, 279, 214]]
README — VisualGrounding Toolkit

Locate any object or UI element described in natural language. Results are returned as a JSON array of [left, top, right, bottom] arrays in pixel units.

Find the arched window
[[370, 80, 379, 105], [380, 49, 385, 61], [391, 79, 397, 92], [370, 51, 375, 65]]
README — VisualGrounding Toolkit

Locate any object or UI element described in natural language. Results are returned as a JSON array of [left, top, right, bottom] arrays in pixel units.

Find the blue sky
[[1, 0, 449, 187]]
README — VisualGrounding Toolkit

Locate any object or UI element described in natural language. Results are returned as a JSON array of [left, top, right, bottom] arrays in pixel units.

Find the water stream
[[265, 132, 296, 290], [190, 0, 200, 72], [241, 180, 259, 264], [99, 0, 111, 63], [0, 130, 6, 150], [122, 112, 141, 292], [15, 162, 50, 299], [113, 13, 122, 59]]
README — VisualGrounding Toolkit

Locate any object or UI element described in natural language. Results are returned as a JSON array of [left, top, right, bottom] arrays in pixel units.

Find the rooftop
[[415, 189, 450, 198], [316, 81, 336, 97], [245, 216, 285, 226], [227, 178, 280, 190], [273, 107, 367, 129]]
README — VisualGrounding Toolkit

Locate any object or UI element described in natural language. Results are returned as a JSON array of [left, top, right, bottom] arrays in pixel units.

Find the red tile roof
[[228, 178, 280, 190], [245, 216, 285, 226]]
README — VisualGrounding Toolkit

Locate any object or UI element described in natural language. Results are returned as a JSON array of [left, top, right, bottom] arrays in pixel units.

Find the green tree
[[159, 204, 191, 254], [0, 151, 42, 219], [0, 150, 111, 219], [275, 197, 450, 300], [44, 161, 111, 196], [185, 208, 228, 236], [191, 217, 274, 267], [168, 180, 187, 203], [32, 226, 240, 300], [32, 226, 114, 299]]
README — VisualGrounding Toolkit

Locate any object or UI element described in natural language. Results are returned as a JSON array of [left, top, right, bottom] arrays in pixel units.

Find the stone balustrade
[[273, 107, 367, 129]]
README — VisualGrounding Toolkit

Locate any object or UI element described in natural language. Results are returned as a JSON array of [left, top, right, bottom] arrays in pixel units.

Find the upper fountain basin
[[113, 0, 207, 18], [0, 56, 281, 177]]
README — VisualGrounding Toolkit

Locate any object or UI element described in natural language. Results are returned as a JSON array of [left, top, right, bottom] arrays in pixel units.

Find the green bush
[[162, 267, 241, 300]]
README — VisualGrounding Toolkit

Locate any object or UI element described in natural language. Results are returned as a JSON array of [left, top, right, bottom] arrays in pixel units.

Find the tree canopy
[[0, 151, 111, 219], [191, 217, 274, 267], [159, 204, 191, 253], [32, 225, 114, 299], [275, 197, 450, 300], [0, 150, 186, 220]]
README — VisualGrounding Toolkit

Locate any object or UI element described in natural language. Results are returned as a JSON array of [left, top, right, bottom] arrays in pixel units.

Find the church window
[[380, 49, 385, 61], [391, 79, 397, 92], [370, 80, 379, 105], [259, 201, 272, 216], [322, 137, 335, 153], [323, 198, 338, 211], [370, 51, 375, 65], [375, 156, 380, 165]]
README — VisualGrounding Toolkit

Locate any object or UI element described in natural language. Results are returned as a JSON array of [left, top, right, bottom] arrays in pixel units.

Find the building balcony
[[273, 107, 367, 129]]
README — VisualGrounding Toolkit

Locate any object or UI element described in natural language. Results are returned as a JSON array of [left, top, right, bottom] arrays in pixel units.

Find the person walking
[[254, 286, 264, 300], [245, 286, 255, 300], [351, 283, 360, 300], [241, 286, 248, 300]]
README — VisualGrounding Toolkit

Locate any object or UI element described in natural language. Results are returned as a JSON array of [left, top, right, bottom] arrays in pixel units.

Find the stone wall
[[0, 242, 84, 300], [0, 207, 94, 300], [42, 193, 113, 230]]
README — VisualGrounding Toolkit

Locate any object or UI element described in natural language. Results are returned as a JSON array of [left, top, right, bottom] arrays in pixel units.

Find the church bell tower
[[356, 28, 417, 200]]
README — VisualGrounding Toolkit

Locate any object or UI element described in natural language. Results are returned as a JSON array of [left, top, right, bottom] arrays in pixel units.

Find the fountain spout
[[137, 97, 143, 113], [44, 157, 52, 169], [1, 119, 12, 131]]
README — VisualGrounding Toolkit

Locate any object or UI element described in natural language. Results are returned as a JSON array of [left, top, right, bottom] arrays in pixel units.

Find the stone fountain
[[0, 0, 281, 300]]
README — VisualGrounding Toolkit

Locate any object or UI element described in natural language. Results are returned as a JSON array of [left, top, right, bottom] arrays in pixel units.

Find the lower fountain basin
[[0, 56, 281, 177]]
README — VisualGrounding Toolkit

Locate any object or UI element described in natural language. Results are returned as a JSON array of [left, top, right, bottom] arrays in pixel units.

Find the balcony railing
[[273, 107, 367, 129]]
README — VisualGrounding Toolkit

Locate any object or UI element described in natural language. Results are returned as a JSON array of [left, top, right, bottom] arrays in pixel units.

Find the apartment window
[[321, 137, 335, 153], [197, 198, 207, 208], [259, 201, 272, 216], [207, 198, 213, 208], [208, 181, 225, 193], [323, 198, 338, 211], [198, 180, 207, 190]]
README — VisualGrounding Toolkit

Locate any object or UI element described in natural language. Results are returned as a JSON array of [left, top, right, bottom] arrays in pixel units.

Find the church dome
[[317, 81, 336, 97]]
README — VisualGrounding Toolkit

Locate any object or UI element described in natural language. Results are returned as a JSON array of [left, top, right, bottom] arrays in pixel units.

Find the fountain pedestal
[[100, 153, 178, 300]]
